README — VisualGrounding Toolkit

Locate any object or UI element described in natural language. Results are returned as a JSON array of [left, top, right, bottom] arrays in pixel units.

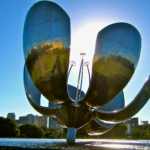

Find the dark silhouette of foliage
[[19, 123, 44, 138], [111, 123, 128, 138], [140, 127, 150, 139], [76, 128, 89, 138], [63, 128, 67, 135], [0, 117, 20, 137], [63, 128, 89, 139], [138, 125, 143, 130], [44, 128, 66, 138], [20, 134, 26, 138], [142, 125, 150, 131], [99, 123, 128, 139], [132, 125, 150, 139], [132, 128, 141, 139], [40, 126, 48, 132]]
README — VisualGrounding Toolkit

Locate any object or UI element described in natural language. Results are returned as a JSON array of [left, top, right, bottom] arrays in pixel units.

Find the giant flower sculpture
[[23, 1, 150, 143]]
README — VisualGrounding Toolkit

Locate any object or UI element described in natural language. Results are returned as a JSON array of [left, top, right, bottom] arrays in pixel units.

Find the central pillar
[[67, 128, 77, 143]]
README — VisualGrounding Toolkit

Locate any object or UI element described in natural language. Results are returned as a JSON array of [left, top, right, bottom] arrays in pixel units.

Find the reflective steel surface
[[51, 117, 67, 128], [80, 23, 141, 108], [67, 84, 85, 102], [97, 91, 124, 111], [24, 65, 40, 106], [95, 76, 150, 123], [56, 121, 67, 128], [24, 64, 61, 117], [83, 92, 124, 135], [83, 119, 113, 136], [23, 1, 71, 105], [55, 105, 94, 129]]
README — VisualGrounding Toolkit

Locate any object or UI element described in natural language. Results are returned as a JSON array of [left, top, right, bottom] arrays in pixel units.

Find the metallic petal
[[83, 119, 114, 136], [23, 1, 71, 105], [24, 64, 61, 117], [94, 119, 116, 128], [27, 96, 56, 117], [68, 84, 85, 102], [56, 121, 67, 128], [97, 91, 124, 111], [94, 76, 150, 123], [51, 117, 67, 128], [83, 91, 124, 135], [55, 105, 94, 129], [80, 23, 141, 108]]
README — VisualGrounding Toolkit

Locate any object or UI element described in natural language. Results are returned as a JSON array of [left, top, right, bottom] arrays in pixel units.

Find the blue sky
[[0, 0, 150, 124]]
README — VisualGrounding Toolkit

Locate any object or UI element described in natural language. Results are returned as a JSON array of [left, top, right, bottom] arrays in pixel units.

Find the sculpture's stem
[[67, 128, 77, 143]]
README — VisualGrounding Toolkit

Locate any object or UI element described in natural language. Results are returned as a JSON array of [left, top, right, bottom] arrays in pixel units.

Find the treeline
[[0, 117, 128, 139], [0, 117, 65, 138], [132, 125, 150, 139]]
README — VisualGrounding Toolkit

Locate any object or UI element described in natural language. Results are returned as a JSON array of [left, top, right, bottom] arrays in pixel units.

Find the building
[[34, 115, 38, 126], [130, 118, 139, 128], [126, 124, 131, 135], [15, 120, 19, 125], [26, 114, 35, 124], [125, 117, 138, 135], [141, 121, 149, 125], [38, 116, 48, 127], [34, 115, 48, 127], [49, 117, 57, 128], [7, 113, 15, 121], [19, 116, 30, 125], [18, 114, 35, 125]]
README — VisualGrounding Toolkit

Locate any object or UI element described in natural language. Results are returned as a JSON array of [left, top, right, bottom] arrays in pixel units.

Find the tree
[[139, 126, 150, 139], [47, 128, 61, 138], [111, 123, 128, 138], [132, 128, 141, 139], [19, 124, 44, 138], [142, 125, 150, 131], [40, 126, 48, 132], [100, 123, 128, 139], [44, 128, 66, 138], [63, 128, 88, 139], [0, 117, 20, 137], [76, 128, 89, 138], [63, 128, 67, 135]]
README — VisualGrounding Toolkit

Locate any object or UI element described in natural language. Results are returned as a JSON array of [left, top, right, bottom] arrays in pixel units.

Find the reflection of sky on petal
[[23, 1, 70, 60], [145, 76, 150, 82], [94, 119, 116, 128], [41, 95, 48, 107], [24, 65, 41, 105]]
